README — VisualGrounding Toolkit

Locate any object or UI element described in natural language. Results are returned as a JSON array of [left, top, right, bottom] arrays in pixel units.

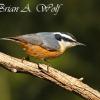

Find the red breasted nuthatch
[[2, 32, 85, 61]]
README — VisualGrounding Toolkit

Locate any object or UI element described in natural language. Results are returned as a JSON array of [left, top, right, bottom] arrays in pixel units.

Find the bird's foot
[[21, 56, 30, 62], [38, 63, 50, 73]]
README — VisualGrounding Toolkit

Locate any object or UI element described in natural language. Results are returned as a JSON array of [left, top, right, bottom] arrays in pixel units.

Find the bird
[[1, 32, 85, 61]]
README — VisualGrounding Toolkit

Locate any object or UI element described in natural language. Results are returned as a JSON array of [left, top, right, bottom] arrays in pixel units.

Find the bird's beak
[[75, 42, 86, 46]]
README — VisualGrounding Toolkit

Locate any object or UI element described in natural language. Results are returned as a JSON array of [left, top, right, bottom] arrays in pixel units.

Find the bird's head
[[53, 32, 85, 52]]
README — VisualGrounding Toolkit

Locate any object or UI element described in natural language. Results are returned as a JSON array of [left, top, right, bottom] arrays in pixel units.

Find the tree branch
[[0, 52, 100, 100]]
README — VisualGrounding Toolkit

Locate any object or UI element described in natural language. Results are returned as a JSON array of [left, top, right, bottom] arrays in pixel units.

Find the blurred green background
[[0, 0, 100, 100]]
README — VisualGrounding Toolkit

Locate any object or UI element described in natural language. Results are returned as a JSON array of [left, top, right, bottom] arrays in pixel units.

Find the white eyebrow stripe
[[53, 32, 76, 41]]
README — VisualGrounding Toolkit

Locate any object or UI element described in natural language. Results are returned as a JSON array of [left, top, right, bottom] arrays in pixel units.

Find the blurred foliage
[[0, 0, 100, 100]]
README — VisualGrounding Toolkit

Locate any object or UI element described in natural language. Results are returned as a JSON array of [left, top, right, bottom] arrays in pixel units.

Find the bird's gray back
[[17, 32, 60, 51]]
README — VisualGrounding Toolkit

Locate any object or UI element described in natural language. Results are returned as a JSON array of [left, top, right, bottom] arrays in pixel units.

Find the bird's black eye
[[55, 34, 62, 41], [62, 37, 74, 42]]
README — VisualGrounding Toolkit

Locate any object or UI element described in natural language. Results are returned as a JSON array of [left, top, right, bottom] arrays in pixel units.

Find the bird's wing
[[5, 32, 60, 51], [36, 32, 60, 51]]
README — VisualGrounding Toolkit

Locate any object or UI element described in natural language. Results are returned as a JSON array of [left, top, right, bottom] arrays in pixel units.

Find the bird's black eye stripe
[[55, 34, 62, 41], [62, 37, 74, 42], [55, 34, 75, 42]]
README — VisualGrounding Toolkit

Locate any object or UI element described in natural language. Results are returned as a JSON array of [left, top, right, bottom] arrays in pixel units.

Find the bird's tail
[[0, 37, 20, 43]]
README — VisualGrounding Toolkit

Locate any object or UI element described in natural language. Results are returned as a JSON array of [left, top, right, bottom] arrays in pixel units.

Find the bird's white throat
[[58, 40, 76, 53]]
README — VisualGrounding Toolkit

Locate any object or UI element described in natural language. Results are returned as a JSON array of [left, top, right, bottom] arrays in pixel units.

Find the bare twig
[[0, 52, 100, 100]]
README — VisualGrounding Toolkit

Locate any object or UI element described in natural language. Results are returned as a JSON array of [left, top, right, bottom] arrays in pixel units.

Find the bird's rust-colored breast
[[20, 43, 62, 60]]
